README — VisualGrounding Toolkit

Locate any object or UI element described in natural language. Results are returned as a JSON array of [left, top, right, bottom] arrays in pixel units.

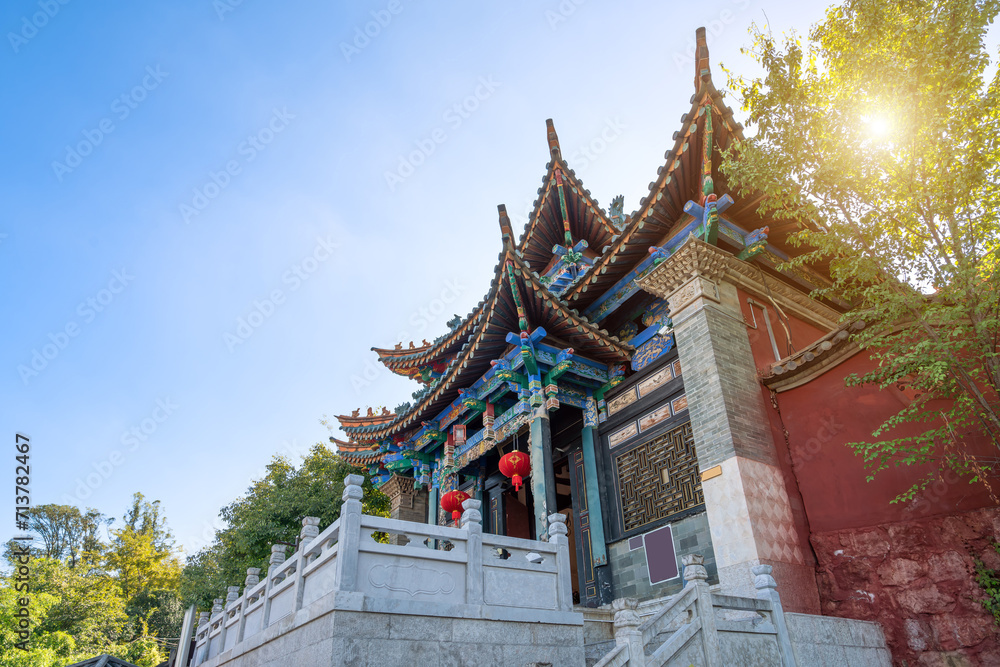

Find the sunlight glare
[[866, 115, 892, 139]]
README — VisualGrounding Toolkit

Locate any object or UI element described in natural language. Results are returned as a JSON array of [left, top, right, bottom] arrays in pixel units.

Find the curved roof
[[338, 244, 632, 443], [516, 120, 619, 272]]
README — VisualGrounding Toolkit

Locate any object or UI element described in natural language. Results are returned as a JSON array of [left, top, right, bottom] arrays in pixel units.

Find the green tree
[[122, 494, 175, 554], [0, 557, 128, 666], [181, 444, 388, 609], [3, 505, 108, 567], [103, 494, 184, 647], [30, 557, 130, 651], [125, 588, 184, 641], [0, 496, 182, 666], [0, 574, 61, 667], [722, 0, 1000, 499], [104, 523, 181, 603]]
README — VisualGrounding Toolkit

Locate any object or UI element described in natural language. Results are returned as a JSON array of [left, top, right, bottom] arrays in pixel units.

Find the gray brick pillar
[[381, 475, 427, 544], [640, 235, 820, 613]]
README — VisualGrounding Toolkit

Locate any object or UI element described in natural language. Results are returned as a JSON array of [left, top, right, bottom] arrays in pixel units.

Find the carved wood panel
[[615, 421, 703, 532]]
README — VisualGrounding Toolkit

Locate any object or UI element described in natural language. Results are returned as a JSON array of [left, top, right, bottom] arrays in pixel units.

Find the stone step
[[644, 630, 675, 657]]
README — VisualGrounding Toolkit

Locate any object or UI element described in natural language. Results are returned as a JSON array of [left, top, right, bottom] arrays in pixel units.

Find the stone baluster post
[[334, 474, 364, 592], [547, 513, 573, 612], [218, 586, 240, 651], [237, 568, 260, 643], [206, 599, 223, 660], [461, 498, 484, 605], [269, 544, 287, 573], [300, 516, 321, 556], [194, 612, 210, 666], [293, 516, 321, 612], [611, 597, 644, 667], [261, 544, 286, 628], [754, 564, 797, 667], [683, 554, 722, 666]]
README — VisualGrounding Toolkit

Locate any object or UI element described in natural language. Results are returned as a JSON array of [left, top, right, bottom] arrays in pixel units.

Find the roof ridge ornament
[[694, 26, 712, 93], [609, 195, 626, 231], [498, 204, 514, 247], [701, 106, 715, 202], [545, 118, 561, 159]]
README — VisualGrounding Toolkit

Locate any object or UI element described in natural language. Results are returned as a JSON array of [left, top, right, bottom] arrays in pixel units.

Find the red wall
[[734, 288, 1000, 664], [735, 288, 999, 533], [770, 345, 998, 533]]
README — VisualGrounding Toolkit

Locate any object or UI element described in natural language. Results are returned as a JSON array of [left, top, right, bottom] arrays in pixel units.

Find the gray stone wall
[[208, 608, 584, 667], [608, 510, 718, 601], [785, 612, 891, 666], [672, 296, 776, 469]]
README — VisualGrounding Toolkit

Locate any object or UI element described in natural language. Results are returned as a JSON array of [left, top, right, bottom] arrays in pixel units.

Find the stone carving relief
[[367, 562, 456, 597]]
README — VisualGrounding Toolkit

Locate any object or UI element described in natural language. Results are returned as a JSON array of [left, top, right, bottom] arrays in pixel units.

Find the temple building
[[330, 29, 999, 663]]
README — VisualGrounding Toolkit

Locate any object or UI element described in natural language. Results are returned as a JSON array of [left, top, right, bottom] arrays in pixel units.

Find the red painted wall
[[735, 288, 999, 532], [733, 287, 1000, 664], [769, 346, 998, 533]]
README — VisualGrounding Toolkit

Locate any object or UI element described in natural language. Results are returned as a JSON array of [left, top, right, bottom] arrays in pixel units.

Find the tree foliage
[[0, 494, 181, 666], [722, 0, 1000, 499], [2, 504, 109, 567], [180, 444, 388, 609], [973, 540, 1000, 626]]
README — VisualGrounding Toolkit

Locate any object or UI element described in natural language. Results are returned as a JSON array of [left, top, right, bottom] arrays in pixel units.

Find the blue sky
[[2, 1, 993, 556]]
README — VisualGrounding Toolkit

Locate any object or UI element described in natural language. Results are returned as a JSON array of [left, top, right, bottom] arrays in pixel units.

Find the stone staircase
[[589, 555, 891, 667]]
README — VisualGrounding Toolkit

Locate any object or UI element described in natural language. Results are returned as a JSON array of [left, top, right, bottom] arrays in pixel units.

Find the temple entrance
[[504, 487, 533, 540], [479, 407, 595, 606]]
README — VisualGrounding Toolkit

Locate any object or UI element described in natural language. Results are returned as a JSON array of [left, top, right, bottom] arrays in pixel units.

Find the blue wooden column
[[583, 396, 614, 604], [581, 397, 608, 565], [529, 401, 557, 541]]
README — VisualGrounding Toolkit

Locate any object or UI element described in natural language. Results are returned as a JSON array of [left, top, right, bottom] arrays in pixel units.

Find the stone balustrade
[[192, 474, 578, 666], [594, 555, 889, 667]]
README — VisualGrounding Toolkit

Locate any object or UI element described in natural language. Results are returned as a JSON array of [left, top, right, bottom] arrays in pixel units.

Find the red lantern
[[441, 489, 470, 522], [499, 451, 530, 492]]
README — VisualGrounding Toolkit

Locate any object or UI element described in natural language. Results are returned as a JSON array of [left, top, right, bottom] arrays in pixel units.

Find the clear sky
[[2, 1, 994, 557]]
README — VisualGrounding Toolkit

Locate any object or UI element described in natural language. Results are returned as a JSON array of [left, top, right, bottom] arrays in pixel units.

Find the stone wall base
[[811, 506, 1000, 666], [203, 595, 585, 667], [716, 558, 821, 615]]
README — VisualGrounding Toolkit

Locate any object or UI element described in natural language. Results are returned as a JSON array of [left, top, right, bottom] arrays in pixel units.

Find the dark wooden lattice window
[[615, 421, 703, 533]]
